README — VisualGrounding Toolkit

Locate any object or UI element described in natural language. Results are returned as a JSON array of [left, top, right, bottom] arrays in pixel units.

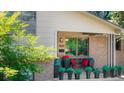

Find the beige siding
[[36, 11, 115, 48]]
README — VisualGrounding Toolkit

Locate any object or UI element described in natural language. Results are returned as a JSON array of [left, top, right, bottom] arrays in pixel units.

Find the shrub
[[85, 66, 92, 72], [66, 67, 74, 72], [111, 66, 118, 70], [0, 67, 18, 79], [54, 59, 61, 66], [75, 69, 82, 74], [102, 65, 110, 71], [94, 68, 101, 74], [116, 65, 123, 70], [59, 68, 65, 73], [0, 12, 55, 80], [64, 58, 70, 62]]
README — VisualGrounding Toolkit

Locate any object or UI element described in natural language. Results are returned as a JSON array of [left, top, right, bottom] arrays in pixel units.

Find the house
[[23, 11, 124, 80]]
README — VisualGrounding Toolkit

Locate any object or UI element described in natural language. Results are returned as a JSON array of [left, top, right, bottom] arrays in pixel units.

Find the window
[[65, 37, 89, 56], [116, 39, 121, 51], [6, 11, 36, 35], [21, 11, 36, 35]]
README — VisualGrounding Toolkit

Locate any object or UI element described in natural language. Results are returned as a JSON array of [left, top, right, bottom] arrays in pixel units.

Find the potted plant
[[58, 68, 65, 80], [85, 66, 92, 79], [54, 58, 61, 78], [102, 65, 110, 78], [116, 65, 123, 76], [110, 66, 118, 77], [93, 68, 101, 78], [63, 58, 70, 68], [66, 67, 74, 80], [74, 69, 82, 80], [88, 57, 94, 69]]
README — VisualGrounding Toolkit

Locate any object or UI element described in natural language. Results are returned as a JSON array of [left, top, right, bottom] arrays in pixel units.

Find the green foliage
[[74, 69, 82, 74], [111, 66, 118, 70], [102, 65, 110, 71], [85, 66, 92, 72], [64, 58, 70, 62], [54, 59, 61, 66], [0, 67, 18, 79], [66, 67, 74, 72], [111, 12, 124, 28], [89, 11, 112, 20], [94, 68, 101, 74], [0, 12, 55, 80], [115, 65, 123, 70], [87, 57, 94, 61], [59, 68, 65, 73]]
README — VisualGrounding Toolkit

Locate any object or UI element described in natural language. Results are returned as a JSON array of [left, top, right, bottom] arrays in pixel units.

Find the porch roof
[[81, 12, 124, 34]]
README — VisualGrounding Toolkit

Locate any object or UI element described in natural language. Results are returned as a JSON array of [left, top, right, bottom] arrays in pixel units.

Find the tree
[[0, 12, 55, 80], [111, 11, 124, 28], [89, 11, 112, 20]]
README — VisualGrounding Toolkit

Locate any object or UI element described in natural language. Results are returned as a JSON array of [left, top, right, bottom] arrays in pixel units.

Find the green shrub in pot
[[85, 66, 92, 79], [63, 58, 70, 68], [87, 57, 94, 69], [116, 65, 123, 76], [102, 65, 110, 78], [110, 66, 118, 77], [66, 67, 74, 80], [74, 69, 82, 80], [94, 68, 101, 78], [58, 68, 65, 80], [54, 58, 61, 78]]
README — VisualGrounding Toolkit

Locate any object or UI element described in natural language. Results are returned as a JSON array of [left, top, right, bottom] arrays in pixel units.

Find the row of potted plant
[[58, 65, 123, 80], [58, 67, 81, 80]]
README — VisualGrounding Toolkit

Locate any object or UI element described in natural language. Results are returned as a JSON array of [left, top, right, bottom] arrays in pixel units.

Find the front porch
[[57, 31, 117, 68]]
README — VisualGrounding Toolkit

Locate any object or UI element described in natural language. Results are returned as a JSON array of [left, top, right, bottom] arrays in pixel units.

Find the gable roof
[[82, 12, 124, 33]]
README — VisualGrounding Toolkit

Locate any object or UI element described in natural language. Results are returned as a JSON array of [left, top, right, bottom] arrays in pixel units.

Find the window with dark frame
[[65, 37, 89, 57], [116, 39, 121, 51]]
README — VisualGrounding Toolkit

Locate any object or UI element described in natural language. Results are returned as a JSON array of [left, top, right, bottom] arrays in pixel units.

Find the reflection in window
[[116, 39, 121, 51], [78, 38, 89, 56], [65, 38, 89, 56], [21, 11, 36, 35], [6, 11, 36, 35], [65, 38, 76, 56]]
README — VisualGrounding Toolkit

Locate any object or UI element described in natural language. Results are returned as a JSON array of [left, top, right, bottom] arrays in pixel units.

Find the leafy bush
[[75, 69, 82, 74], [111, 66, 118, 70], [64, 58, 70, 62], [0, 67, 18, 79], [116, 65, 123, 70], [94, 68, 101, 74], [54, 59, 61, 66], [66, 67, 74, 72], [59, 68, 65, 73], [102, 65, 110, 71], [0, 12, 55, 80], [85, 66, 92, 72], [87, 57, 94, 61]]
